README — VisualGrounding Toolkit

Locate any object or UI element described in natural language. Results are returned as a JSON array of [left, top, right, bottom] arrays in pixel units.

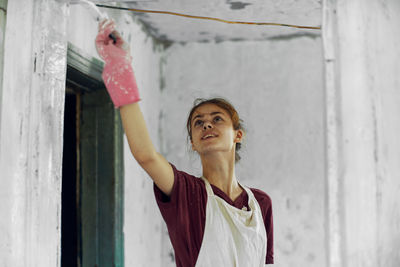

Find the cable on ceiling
[[96, 4, 321, 30]]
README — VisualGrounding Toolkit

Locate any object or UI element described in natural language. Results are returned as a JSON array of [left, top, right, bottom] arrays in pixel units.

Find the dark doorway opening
[[61, 92, 78, 266]]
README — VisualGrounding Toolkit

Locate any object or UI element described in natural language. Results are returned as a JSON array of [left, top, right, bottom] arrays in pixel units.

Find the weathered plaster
[[227, 1, 252, 10], [0, 0, 68, 266], [322, 0, 345, 266], [0, 0, 6, 130], [159, 37, 325, 267], [323, 0, 400, 266], [97, 0, 322, 42]]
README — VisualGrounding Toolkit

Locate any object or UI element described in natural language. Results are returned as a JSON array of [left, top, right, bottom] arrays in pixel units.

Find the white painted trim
[[0, 0, 68, 266], [322, 0, 344, 266], [0, 0, 7, 129]]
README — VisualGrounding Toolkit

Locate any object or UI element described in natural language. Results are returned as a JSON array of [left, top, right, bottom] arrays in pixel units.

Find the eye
[[214, 116, 223, 122], [194, 120, 203, 126]]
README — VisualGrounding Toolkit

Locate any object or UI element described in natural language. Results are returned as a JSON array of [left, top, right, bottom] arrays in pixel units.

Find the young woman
[[96, 19, 273, 266]]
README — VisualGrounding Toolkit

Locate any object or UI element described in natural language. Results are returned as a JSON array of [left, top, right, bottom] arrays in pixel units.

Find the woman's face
[[190, 103, 243, 158]]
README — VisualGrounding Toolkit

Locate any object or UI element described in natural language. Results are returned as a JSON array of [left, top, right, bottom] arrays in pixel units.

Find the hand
[[94, 19, 140, 108], [95, 19, 131, 64]]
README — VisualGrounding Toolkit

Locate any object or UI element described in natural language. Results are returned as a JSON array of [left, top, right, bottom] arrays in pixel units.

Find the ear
[[235, 129, 244, 143]]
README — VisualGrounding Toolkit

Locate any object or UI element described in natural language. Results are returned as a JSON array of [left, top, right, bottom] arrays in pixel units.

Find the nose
[[203, 121, 213, 130]]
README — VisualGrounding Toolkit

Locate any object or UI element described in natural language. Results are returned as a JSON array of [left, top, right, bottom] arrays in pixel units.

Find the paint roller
[[58, 0, 118, 43]]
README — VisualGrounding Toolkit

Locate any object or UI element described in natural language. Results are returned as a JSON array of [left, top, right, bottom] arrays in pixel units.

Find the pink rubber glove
[[95, 19, 140, 108]]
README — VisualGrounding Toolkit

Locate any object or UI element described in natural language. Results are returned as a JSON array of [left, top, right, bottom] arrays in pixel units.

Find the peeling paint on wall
[[0, 0, 68, 266], [160, 37, 325, 267], [227, 1, 252, 10], [115, 0, 322, 42], [267, 32, 320, 41]]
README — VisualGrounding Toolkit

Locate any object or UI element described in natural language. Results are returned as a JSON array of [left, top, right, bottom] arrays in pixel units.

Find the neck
[[201, 152, 242, 200]]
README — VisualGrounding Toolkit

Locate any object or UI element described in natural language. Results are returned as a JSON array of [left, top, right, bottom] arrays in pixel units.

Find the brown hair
[[186, 98, 245, 162]]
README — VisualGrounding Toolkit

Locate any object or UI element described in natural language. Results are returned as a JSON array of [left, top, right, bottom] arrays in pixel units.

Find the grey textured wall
[[323, 0, 400, 266], [159, 37, 325, 266]]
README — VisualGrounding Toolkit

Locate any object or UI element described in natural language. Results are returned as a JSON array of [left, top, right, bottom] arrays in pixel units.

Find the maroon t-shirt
[[153, 164, 274, 266]]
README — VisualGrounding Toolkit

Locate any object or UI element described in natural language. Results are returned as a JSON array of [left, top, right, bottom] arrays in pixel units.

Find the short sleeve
[[153, 163, 189, 224], [153, 163, 208, 267], [251, 188, 274, 264]]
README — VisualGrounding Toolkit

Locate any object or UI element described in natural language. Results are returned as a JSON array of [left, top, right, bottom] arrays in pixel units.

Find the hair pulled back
[[186, 98, 245, 163]]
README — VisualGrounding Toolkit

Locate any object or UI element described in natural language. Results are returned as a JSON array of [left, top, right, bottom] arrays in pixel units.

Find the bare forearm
[[119, 102, 157, 163]]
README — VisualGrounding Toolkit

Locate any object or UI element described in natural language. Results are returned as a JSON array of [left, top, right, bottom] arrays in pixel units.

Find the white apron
[[195, 177, 267, 267]]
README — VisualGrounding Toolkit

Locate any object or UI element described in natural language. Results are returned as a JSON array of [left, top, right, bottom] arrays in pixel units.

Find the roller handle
[[109, 33, 117, 44]]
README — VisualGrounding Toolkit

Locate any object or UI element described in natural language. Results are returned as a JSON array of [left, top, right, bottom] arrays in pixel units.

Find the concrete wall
[[323, 0, 400, 266], [0, 1, 68, 266], [1, 1, 399, 266], [159, 37, 325, 266], [68, 5, 165, 266]]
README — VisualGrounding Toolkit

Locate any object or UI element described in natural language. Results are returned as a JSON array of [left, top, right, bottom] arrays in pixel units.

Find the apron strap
[[200, 176, 255, 205], [200, 176, 215, 196]]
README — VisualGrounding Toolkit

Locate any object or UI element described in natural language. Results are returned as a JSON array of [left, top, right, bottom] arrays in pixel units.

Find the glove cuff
[[102, 61, 141, 108]]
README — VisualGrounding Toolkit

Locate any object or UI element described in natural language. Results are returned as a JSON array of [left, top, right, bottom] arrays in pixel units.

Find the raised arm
[[95, 19, 174, 196], [120, 103, 174, 195]]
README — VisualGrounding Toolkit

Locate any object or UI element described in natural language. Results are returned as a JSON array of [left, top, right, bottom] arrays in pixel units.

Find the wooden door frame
[[66, 43, 124, 267]]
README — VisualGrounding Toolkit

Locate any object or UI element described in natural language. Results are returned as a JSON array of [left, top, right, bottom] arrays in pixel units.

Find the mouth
[[201, 134, 218, 140]]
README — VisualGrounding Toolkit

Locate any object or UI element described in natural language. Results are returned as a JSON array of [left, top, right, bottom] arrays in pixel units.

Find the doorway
[[62, 89, 78, 266], [61, 44, 125, 267]]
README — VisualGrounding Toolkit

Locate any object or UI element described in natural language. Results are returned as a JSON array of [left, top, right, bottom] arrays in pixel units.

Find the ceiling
[[95, 0, 322, 43]]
